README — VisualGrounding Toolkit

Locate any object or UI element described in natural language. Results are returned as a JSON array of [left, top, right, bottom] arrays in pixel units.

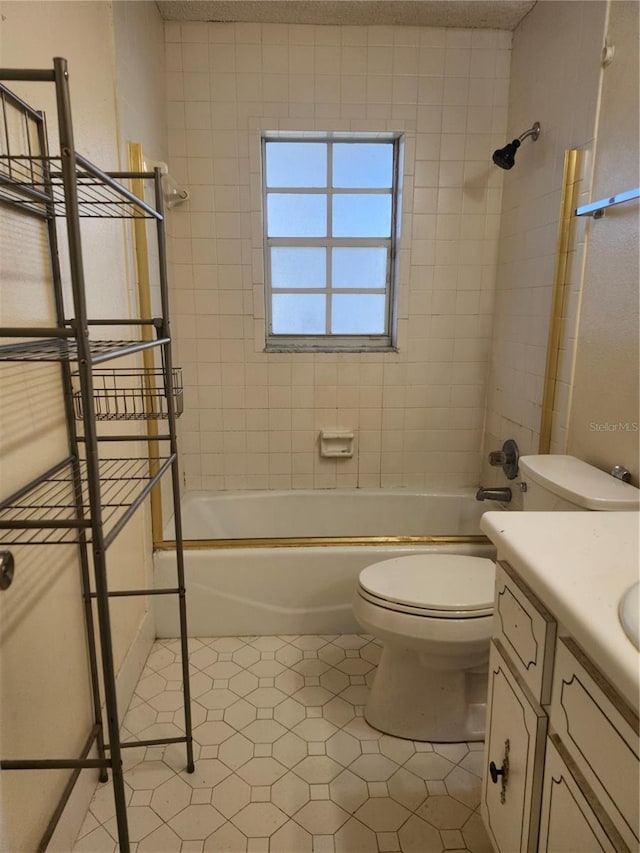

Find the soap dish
[[319, 429, 354, 458]]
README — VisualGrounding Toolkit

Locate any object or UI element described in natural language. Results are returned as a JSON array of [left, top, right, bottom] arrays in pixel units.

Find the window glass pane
[[265, 142, 327, 187], [332, 194, 391, 237], [333, 143, 393, 188], [332, 247, 387, 288], [271, 248, 326, 288], [331, 294, 386, 334], [267, 194, 327, 237], [272, 294, 326, 334]]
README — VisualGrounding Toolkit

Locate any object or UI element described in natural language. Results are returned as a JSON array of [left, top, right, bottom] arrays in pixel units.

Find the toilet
[[353, 455, 640, 742]]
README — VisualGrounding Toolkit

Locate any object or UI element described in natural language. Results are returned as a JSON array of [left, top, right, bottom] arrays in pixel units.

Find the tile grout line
[[73, 634, 489, 853]]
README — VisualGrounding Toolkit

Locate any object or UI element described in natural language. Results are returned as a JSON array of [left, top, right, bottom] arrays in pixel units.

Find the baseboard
[[115, 606, 156, 726], [46, 608, 155, 851]]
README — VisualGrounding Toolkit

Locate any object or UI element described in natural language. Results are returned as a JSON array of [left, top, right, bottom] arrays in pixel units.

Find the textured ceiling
[[156, 0, 536, 30]]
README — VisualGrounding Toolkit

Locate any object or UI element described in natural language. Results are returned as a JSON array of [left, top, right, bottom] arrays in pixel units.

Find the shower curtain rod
[[575, 186, 640, 218]]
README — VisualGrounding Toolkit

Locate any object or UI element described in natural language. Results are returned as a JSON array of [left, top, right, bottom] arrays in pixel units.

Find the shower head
[[492, 122, 541, 170], [492, 139, 521, 170]]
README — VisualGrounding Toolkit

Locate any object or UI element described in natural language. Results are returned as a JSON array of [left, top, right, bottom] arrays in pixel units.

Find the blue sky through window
[[271, 247, 326, 288], [267, 194, 326, 237], [333, 143, 393, 188], [332, 248, 387, 288], [331, 294, 386, 334], [333, 195, 391, 238], [272, 293, 325, 334], [265, 142, 326, 187]]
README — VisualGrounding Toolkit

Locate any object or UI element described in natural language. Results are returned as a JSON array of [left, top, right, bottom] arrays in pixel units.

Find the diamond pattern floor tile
[[72, 635, 492, 852]]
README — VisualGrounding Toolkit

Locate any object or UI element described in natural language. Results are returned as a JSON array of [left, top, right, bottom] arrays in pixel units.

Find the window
[[262, 133, 402, 351]]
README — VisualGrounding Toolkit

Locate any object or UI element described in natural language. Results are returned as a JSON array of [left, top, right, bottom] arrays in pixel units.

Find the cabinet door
[[538, 738, 623, 852], [482, 641, 547, 853], [549, 637, 639, 850]]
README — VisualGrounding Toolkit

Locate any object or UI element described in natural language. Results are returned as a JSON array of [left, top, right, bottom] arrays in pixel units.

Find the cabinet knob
[[0, 551, 14, 591], [489, 739, 510, 804], [489, 760, 505, 783]]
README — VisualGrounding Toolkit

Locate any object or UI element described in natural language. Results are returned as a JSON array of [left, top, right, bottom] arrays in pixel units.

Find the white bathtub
[[154, 490, 498, 637]]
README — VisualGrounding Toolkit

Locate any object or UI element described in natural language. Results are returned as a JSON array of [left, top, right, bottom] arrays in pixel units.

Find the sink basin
[[619, 582, 639, 649]]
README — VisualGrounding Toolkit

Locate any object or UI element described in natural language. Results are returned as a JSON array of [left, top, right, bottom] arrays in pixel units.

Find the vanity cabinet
[[482, 560, 639, 853]]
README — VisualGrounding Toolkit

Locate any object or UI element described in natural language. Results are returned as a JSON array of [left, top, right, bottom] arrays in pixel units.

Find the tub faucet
[[476, 487, 512, 503]]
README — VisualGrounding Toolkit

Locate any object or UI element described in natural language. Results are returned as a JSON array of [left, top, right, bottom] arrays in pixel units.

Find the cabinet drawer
[[482, 641, 547, 853], [493, 561, 556, 704], [539, 736, 626, 852], [549, 637, 639, 851]]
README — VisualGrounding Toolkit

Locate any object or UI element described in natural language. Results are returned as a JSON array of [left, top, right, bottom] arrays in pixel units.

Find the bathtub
[[153, 490, 498, 638]]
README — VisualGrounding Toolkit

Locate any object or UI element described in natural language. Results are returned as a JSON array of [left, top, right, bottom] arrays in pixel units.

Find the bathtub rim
[[156, 487, 499, 549]]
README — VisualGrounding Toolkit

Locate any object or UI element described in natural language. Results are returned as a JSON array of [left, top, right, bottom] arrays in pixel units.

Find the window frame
[[261, 131, 402, 352]]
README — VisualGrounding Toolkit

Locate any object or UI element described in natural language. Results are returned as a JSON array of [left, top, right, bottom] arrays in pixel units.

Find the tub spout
[[476, 487, 512, 503]]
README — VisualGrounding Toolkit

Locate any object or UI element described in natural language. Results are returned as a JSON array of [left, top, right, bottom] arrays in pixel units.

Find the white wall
[[113, 0, 168, 165], [481, 0, 608, 497], [567, 0, 640, 480], [0, 2, 165, 848], [166, 21, 511, 492]]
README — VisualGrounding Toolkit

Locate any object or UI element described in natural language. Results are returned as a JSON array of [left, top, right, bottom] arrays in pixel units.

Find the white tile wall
[[165, 22, 511, 491], [481, 1, 607, 487]]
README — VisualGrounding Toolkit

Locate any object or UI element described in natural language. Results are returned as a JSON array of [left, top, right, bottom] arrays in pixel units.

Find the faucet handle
[[489, 450, 507, 466], [487, 439, 520, 480]]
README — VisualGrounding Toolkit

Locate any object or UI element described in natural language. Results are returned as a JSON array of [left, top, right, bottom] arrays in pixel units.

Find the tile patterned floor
[[73, 635, 492, 852]]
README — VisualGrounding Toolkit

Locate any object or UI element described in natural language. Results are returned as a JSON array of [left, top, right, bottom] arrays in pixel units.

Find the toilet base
[[364, 644, 488, 742]]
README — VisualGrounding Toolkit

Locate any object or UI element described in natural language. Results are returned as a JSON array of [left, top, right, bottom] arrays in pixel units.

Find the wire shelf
[[73, 367, 183, 421], [0, 156, 161, 219], [0, 337, 170, 364], [0, 455, 174, 546]]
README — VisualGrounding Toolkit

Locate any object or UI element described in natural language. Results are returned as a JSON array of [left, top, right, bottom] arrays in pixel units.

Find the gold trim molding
[[539, 149, 580, 454], [154, 534, 491, 551]]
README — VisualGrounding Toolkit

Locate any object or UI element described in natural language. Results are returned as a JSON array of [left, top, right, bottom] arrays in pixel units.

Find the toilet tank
[[519, 455, 640, 511]]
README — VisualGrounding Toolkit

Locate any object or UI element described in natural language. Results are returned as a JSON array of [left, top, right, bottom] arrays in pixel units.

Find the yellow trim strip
[[128, 142, 163, 542], [153, 534, 491, 551], [539, 149, 580, 454]]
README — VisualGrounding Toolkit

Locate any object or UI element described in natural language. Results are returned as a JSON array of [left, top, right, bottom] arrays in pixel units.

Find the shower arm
[[517, 122, 541, 144]]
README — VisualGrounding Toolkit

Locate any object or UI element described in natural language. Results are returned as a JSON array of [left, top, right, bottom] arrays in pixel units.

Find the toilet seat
[[358, 554, 495, 619]]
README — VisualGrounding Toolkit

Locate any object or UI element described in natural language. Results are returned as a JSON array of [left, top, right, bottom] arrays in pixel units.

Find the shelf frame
[[0, 57, 194, 853]]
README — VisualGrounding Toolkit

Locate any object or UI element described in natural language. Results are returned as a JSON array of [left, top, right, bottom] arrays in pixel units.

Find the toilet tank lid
[[359, 555, 495, 612], [519, 455, 640, 510]]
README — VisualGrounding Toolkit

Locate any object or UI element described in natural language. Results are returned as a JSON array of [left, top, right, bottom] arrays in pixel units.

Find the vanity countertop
[[480, 511, 640, 714]]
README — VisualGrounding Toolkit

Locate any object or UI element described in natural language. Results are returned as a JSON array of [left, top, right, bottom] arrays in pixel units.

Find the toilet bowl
[[353, 455, 640, 743], [352, 554, 495, 742]]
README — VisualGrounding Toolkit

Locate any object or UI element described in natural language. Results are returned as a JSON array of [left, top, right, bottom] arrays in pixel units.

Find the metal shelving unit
[[0, 58, 194, 852]]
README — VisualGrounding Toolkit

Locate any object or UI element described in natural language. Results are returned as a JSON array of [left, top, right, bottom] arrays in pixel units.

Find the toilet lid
[[359, 555, 495, 615]]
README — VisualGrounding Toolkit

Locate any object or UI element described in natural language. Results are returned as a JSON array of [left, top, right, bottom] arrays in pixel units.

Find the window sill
[[265, 344, 398, 354], [265, 334, 396, 353]]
